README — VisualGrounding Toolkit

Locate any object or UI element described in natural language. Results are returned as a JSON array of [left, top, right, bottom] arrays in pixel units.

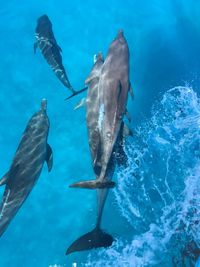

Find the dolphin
[[66, 52, 113, 254], [66, 46, 132, 254], [70, 30, 132, 190], [0, 99, 53, 237], [34, 15, 87, 99]]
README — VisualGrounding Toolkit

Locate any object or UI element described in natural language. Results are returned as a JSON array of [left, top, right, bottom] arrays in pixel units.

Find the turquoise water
[[0, 0, 200, 266]]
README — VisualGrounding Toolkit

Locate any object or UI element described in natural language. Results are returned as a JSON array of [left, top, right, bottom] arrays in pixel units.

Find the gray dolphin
[[67, 43, 132, 253], [0, 99, 53, 237], [67, 52, 114, 254], [34, 15, 87, 99], [70, 30, 132, 190]]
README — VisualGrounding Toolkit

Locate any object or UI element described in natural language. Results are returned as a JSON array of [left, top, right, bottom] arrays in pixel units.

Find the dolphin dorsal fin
[[46, 144, 53, 172]]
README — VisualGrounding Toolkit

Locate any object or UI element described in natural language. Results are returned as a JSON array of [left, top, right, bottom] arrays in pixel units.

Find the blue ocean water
[[0, 0, 200, 266]]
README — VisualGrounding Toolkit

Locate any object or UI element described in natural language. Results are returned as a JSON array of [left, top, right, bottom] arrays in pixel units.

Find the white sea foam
[[86, 86, 200, 266]]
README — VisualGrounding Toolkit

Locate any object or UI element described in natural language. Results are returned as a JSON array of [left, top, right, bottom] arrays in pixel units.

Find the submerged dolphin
[[34, 15, 87, 99], [67, 52, 113, 254], [70, 30, 132, 190], [0, 99, 53, 237], [67, 46, 132, 254]]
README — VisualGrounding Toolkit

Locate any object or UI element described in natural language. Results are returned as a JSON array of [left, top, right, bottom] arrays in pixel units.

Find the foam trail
[[86, 86, 200, 267]]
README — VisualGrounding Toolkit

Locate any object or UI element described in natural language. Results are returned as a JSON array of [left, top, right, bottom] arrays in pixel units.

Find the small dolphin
[[34, 15, 87, 99], [0, 99, 53, 237], [70, 30, 132, 189]]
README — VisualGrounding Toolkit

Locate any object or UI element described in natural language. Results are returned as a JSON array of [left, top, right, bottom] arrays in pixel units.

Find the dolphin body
[[34, 15, 87, 99], [67, 52, 113, 254], [67, 31, 132, 254], [70, 30, 132, 190], [0, 99, 53, 237], [85, 52, 105, 177]]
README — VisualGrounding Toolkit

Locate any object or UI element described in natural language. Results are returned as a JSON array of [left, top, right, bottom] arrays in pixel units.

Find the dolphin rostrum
[[0, 99, 53, 237], [34, 14, 87, 99], [70, 30, 132, 190]]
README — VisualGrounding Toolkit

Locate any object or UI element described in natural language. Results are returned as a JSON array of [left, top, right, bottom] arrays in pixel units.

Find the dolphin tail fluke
[[66, 227, 114, 255], [69, 179, 115, 189], [65, 87, 88, 100]]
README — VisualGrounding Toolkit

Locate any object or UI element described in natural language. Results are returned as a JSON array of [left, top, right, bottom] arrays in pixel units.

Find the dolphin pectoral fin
[[34, 42, 38, 54], [69, 179, 115, 189], [0, 172, 9, 186], [74, 98, 86, 110], [65, 87, 88, 100], [66, 227, 114, 255], [129, 83, 134, 100], [46, 144, 53, 172], [123, 124, 133, 137]]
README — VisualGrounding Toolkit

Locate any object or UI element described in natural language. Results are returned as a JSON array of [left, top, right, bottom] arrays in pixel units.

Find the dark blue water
[[0, 0, 199, 266]]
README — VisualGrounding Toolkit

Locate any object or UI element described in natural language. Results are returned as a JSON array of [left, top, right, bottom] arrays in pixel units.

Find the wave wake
[[86, 86, 200, 267]]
